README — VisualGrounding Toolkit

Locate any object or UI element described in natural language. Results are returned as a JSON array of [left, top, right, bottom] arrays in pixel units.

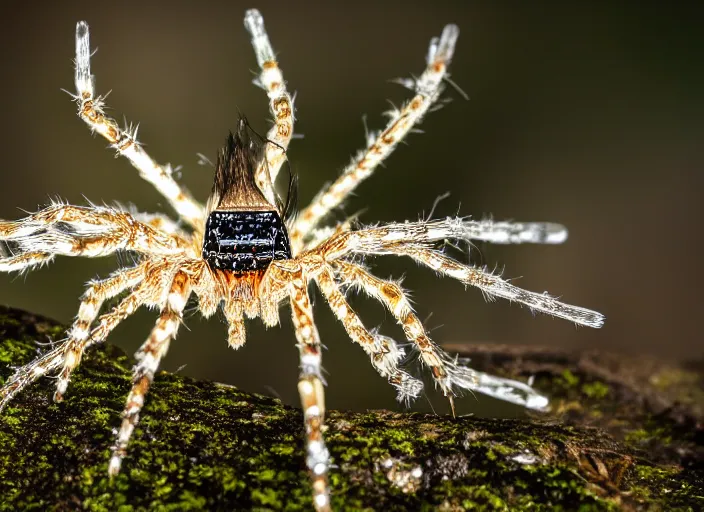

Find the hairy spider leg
[[0, 252, 53, 272], [130, 211, 184, 237], [0, 344, 65, 412], [74, 22, 205, 229], [0, 265, 161, 411], [388, 246, 604, 328], [109, 271, 191, 476], [314, 222, 604, 328], [288, 269, 331, 512], [0, 205, 188, 260], [290, 23, 459, 249], [244, 9, 294, 205], [335, 259, 554, 410], [54, 263, 149, 401], [315, 266, 423, 403], [347, 217, 569, 247], [332, 260, 464, 413]]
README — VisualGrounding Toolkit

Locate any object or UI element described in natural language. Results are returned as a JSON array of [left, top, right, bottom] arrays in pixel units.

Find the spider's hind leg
[[54, 263, 148, 401], [332, 260, 551, 413], [315, 265, 423, 404], [0, 263, 150, 411], [109, 271, 191, 476]]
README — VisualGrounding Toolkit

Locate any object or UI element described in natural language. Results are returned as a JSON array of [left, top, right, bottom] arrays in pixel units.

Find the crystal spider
[[0, 9, 604, 511]]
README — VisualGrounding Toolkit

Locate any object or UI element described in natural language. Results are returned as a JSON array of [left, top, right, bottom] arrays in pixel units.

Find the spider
[[0, 9, 604, 511]]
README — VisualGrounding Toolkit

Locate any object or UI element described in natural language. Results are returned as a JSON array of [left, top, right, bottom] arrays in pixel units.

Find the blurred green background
[[0, 1, 702, 416]]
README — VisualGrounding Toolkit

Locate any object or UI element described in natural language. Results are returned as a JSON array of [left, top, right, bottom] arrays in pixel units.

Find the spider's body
[[202, 128, 293, 272], [0, 10, 604, 511], [202, 209, 292, 271]]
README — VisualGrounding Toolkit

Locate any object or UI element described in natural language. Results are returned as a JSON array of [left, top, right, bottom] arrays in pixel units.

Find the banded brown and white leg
[[0, 265, 159, 412], [332, 260, 461, 412], [333, 260, 551, 411], [356, 218, 569, 247], [288, 271, 331, 512], [109, 271, 191, 476], [54, 263, 148, 401], [0, 205, 187, 259], [129, 210, 186, 239], [313, 218, 569, 264], [290, 23, 459, 243], [315, 266, 423, 403], [0, 252, 53, 273], [244, 9, 294, 204], [384, 246, 605, 328], [0, 344, 65, 412], [74, 22, 204, 228]]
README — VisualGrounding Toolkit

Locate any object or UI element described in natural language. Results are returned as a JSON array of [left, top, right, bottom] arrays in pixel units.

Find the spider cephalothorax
[[0, 10, 604, 511]]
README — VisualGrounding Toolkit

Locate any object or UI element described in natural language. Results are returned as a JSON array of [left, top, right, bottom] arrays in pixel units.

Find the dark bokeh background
[[1, 1, 702, 415]]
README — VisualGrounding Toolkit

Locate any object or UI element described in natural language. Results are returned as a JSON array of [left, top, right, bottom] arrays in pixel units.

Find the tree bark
[[0, 305, 701, 511]]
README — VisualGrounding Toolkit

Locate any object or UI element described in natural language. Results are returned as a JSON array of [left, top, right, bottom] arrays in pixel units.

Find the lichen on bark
[[0, 305, 702, 511]]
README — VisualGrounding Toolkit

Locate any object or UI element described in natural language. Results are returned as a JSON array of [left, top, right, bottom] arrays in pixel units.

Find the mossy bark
[[0, 305, 701, 511]]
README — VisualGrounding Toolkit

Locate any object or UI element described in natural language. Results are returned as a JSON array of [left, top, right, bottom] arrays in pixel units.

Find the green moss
[[0, 306, 702, 510], [580, 381, 609, 399], [560, 369, 580, 388]]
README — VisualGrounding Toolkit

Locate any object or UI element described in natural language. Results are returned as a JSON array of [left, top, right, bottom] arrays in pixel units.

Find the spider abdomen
[[202, 210, 292, 272]]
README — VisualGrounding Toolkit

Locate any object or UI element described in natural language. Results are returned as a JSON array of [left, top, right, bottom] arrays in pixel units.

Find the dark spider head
[[202, 119, 293, 272]]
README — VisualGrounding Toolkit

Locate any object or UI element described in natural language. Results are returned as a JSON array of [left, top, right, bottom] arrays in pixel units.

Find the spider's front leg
[[0, 205, 188, 273], [290, 22, 459, 247], [287, 268, 331, 512], [109, 270, 192, 475], [73, 22, 204, 228], [244, 9, 294, 205]]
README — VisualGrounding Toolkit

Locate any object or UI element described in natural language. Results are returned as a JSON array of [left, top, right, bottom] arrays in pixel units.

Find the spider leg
[[0, 262, 157, 411], [332, 260, 460, 410], [290, 23, 459, 245], [333, 260, 550, 412], [313, 221, 603, 327], [353, 217, 569, 246], [54, 262, 149, 401], [129, 210, 184, 237], [315, 265, 423, 404], [315, 218, 568, 262], [0, 344, 64, 413], [0, 204, 187, 265], [244, 9, 294, 204], [0, 252, 53, 273], [109, 270, 191, 476], [74, 22, 205, 229], [288, 269, 331, 512], [384, 246, 604, 328]]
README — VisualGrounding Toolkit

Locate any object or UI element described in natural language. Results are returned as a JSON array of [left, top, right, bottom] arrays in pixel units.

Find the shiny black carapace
[[202, 121, 293, 272]]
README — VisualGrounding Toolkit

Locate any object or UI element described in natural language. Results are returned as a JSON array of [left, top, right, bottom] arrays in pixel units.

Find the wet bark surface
[[0, 305, 701, 511]]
